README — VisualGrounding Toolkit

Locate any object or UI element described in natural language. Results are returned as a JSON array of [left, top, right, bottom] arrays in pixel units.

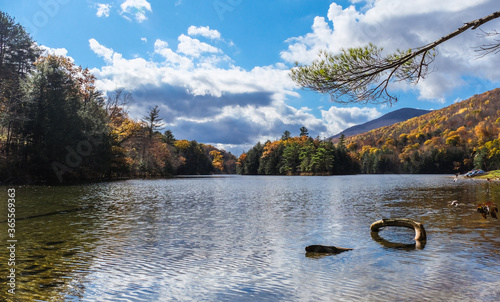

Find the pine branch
[[290, 10, 500, 104]]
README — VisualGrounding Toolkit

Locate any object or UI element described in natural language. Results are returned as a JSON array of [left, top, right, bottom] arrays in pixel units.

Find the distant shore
[[476, 170, 500, 180], [459, 169, 500, 180]]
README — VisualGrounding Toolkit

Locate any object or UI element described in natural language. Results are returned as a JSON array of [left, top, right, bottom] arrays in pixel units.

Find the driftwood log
[[305, 245, 353, 254], [370, 218, 427, 241]]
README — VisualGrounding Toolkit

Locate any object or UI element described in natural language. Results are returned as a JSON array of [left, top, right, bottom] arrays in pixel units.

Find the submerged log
[[305, 245, 353, 254], [370, 218, 427, 241]]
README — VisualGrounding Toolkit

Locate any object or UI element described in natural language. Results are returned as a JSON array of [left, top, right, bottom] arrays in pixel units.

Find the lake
[[1, 175, 500, 301]]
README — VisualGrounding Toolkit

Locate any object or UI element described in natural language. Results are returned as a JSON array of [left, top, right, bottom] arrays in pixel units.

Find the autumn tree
[[260, 140, 285, 175], [107, 105, 142, 176], [210, 150, 224, 172], [290, 10, 500, 104], [174, 140, 213, 175], [105, 89, 132, 121]]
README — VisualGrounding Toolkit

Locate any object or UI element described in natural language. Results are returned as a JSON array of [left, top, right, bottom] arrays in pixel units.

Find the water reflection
[[0, 185, 104, 301], [1, 175, 499, 301], [370, 231, 426, 250]]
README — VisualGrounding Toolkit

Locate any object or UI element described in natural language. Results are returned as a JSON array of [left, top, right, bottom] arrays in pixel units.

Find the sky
[[1, 0, 499, 154]]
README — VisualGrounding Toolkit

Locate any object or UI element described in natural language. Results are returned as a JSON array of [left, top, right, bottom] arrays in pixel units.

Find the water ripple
[[2, 175, 500, 301]]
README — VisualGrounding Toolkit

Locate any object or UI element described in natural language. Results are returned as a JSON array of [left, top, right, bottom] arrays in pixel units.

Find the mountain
[[329, 108, 432, 140]]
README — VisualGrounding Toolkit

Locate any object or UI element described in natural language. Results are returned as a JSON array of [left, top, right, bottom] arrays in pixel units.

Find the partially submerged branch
[[370, 218, 427, 242]]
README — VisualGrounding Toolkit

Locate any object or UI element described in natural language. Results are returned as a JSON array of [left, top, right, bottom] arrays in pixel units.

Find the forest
[[0, 12, 236, 184], [238, 88, 500, 176]]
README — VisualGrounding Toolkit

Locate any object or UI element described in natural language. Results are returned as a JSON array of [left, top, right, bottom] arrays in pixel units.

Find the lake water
[[1, 175, 500, 301]]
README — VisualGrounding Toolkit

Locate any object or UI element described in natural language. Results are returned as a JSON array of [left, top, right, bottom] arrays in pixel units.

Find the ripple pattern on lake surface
[[1, 175, 500, 301]]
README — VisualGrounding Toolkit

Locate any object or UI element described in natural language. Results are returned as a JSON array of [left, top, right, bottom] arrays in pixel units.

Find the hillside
[[330, 108, 432, 140], [346, 88, 500, 173]]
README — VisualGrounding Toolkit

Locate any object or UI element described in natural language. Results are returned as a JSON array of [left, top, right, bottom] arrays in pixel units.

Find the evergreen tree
[[300, 126, 309, 137], [142, 105, 165, 140], [0, 11, 40, 158], [21, 55, 111, 183], [163, 130, 176, 145], [281, 130, 291, 141]]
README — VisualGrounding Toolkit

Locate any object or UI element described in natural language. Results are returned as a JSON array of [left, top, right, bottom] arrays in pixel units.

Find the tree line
[[237, 131, 357, 175], [0, 12, 236, 184]]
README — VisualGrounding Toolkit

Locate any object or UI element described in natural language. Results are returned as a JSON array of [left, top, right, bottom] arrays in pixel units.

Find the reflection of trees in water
[[0, 186, 105, 301]]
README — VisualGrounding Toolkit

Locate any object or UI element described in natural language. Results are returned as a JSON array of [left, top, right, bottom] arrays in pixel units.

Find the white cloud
[[177, 34, 222, 57], [89, 38, 114, 63], [96, 3, 111, 17], [281, 0, 500, 102], [120, 0, 152, 22], [154, 39, 193, 69], [321, 106, 382, 136], [141, 37, 148, 43], [40, 45, 70, 58], [187, 26, 221, 40]]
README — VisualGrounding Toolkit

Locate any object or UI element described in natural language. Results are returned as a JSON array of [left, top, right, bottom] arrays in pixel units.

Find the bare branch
[[475, 29, 500, 58]]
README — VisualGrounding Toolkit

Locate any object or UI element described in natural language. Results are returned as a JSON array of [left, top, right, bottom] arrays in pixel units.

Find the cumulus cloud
[[120, 0, 152, 22], [40, 45, 71, 59], [187, 26, 222, 40], [96, 3, 111, 17], [177, 34, 222, 57], [88, 29, 333, 152], [154, 39, 193, 69], [321, 106, 382, 136], [89, 38, 114, 63], [281, 0, 500, 102]]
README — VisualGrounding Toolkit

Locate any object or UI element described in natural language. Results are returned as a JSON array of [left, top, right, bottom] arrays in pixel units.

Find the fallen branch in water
[[370, 218, 427, 241]]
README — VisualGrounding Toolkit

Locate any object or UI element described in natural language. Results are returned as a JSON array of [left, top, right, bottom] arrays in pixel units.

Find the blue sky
[[2, 0, 499, 154]]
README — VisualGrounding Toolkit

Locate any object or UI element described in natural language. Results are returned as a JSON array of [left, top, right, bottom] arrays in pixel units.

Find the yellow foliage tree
[[210, 150, 224, 171], [174, 140, 190, 149]]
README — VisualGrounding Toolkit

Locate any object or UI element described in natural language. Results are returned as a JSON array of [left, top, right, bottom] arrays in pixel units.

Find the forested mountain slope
[[345, 88, 500, 173]]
